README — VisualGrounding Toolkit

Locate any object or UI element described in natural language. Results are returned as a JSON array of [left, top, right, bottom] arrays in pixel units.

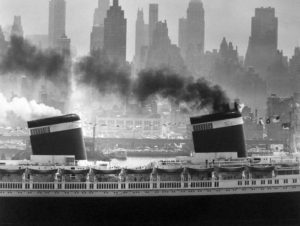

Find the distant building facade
[[148, 4, 158, 46], [96, 115, 162, 138], [179, 0, 205, 76], [48, 0, 66, 48], [11, 16, 23, 37], [0, 26, 8, 56], [134, 9, 149, 73], [146, 21, 186, 74], [103, 0, 127, 63], [90, 0, 110, 53], [245, 7, 278, 79], [290, 47, 300, 93]]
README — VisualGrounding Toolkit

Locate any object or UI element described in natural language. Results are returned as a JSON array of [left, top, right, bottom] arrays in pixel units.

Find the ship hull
[[1, 192, 300, 225]]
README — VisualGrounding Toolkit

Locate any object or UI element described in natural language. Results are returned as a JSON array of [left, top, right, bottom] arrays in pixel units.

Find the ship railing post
[[29, 175, 33, 189], [242, 170, 246, 180], [22, 172, 26, 189], [157, 175, 160, 189], [180, 173, 184, 188], [188, 174, 191, 188], [62, 175, 65, 189], [94, 176, 97, 190], [54, 172, 59, 189], [150, 174, 153, 189], [86, 173, 91, 190], [118, 180, 121, 189], [272, 170, 275, 178], [212, 172, 216, 187]]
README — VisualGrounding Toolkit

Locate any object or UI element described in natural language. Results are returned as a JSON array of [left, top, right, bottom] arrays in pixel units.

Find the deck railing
[[0, 177, 300, 191]]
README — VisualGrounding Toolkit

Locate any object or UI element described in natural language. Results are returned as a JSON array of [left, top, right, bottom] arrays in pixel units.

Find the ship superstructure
[[0, 112, 300, 198]]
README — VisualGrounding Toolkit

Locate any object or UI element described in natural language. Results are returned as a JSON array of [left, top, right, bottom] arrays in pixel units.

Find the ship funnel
[[27, 114, 87, 160], [190, 110, 246, 160]]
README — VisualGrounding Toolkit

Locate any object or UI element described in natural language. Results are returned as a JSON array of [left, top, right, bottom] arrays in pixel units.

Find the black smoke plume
[[75, 50, 131, 97], [0, 36, 67, 82], [76, 52, 229, 113], [133, 68, 229, 113]]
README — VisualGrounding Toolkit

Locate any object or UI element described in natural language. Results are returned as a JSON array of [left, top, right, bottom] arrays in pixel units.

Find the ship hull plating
[[1, 193, 300, 225]]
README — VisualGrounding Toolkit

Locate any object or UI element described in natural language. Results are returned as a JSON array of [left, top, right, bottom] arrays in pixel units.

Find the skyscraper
[[48, 0, 66, 48], [93, 0, 110, 26], [186, 0, 205, 55], [134, 9, 149, 73], [135, 9, 147, 57], [148, 4, 158, 46], [90, 0, 110, 53], [0, 26, 8, 56], [103, 0, 127, 63], [245, 7, 278, 79], [146, 21, 185, 74], [11, 16, 23, 37], [178, 18, 187, 57], [179, 0, 205, 75]]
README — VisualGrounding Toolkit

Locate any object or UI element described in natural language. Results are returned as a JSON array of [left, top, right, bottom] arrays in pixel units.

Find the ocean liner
[[1, 108, 300, 224]]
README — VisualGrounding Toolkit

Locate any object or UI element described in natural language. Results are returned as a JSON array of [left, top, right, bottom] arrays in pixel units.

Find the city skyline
[[1, 0, 300, 61]]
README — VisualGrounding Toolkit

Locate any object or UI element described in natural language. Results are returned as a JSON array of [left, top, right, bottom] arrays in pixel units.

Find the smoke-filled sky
[[1, 0, 300, 60]]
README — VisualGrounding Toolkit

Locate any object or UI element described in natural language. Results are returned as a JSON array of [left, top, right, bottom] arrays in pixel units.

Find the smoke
[[133, 68, 229, 113], [75, 51, 229, 113], [0, 92, 61, 125], [75, 50, 131, 97], [0, 36, 67, 82]]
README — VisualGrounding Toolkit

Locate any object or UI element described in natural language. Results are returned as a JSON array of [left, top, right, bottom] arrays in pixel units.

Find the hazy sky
[[1, 0, 300, 61]]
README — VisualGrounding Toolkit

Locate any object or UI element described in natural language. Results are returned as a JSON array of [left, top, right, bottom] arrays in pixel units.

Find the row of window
[[191, 182, 212, 188], [0, 183, 22, 189], [160, 182, 181, 188], [99, 120, 161, 129], [30, 127, 50, 135], [238, 179, 298, 186], [193, 123, 213, 132]]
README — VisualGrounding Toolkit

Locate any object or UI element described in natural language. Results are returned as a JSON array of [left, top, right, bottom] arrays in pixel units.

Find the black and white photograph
[[0, 0, 300, 225]]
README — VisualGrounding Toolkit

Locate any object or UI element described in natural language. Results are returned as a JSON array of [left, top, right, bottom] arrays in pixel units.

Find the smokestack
[[190, 110, 246, 160], [28, 114, 87, 160]]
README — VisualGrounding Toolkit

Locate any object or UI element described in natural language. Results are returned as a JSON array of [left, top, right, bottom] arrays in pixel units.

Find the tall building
[[179, 0, 205, 75], [48, 0, 66, 48], [103, 0, 127, 63], [135, 9, 147, 57], [178, 18, 187, 56], [134, 9, 149, 72], [56, 34, 71, 57], [90, 0, 110, 53], [11, 16, 23, 37], [93, 0, 110, 26], [148, 4, 158, 46], [245, 7, 278, 79], [146, 21, 185, 74], [290, 47, 300, 77], [0, 26, 8, 56]]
